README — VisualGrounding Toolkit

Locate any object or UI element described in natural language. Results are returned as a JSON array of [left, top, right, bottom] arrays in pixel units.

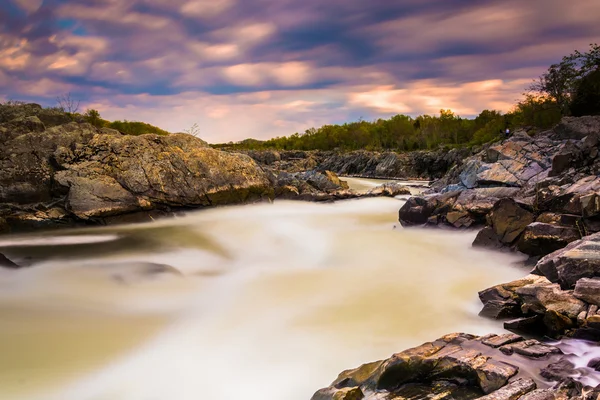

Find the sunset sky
[[2, 0, 600, 142]]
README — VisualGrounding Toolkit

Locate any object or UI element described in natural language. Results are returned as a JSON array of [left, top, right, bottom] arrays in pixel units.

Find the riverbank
[[314, 115, 600, 400], [0, 198, 525, 400]]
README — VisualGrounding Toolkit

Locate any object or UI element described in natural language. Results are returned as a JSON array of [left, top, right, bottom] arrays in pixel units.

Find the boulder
[[478, 275, 548, 319], [367, 182, 410, 197], [553, 116, 600, 140], [398, 196, 436, 226], [488, 198, 535, 244], [473, 227, 507, 251], [0, 105, 275, 231], [516, 222, 581, 257], [574, 278, 600, 306], [535, 232, 600, 289]]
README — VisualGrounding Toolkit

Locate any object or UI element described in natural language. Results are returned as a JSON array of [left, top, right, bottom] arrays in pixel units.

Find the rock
[[574, 278, 600, 306], [477, 378, 536, 400], [499, 340, 561, 358], [517, 389, 558, 400], [310, 387, 364, 400], [553, 116, 600, 140], [273, 170, 357, 201], [478, 275, 548, 319], [367, 182, 410, 197], [446, 210, 474, 228], [515, 282, 585, 319], [481, 333, 523, 348], [473, 227, 507, 251], [0, 105, 276, 231], [587, 358, 600, 371], [504, 316, 545, 334], [535, 232, 600, 289], [0, 253, 19, 268], [398, 196, 436, 226], [517, 223, 581, 257], [540, 359, 577, 382], [311, 333, 600, 400], [488, 198, 535, 244]]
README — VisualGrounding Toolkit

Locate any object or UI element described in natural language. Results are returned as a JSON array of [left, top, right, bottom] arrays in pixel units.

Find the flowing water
[[0, 180, 539, 400]]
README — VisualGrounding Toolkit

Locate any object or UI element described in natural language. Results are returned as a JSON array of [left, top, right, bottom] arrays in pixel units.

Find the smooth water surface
[[0, 193, 529, 400]]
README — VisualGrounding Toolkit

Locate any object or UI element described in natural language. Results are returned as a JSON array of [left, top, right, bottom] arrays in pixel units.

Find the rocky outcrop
[[400, 116, 600, 257], [0, 104, 275, 233], [477, 232, 600, 339], [311, 333, 600, 400], [273, 170, 356, 202], [243, 147, 472, 181]]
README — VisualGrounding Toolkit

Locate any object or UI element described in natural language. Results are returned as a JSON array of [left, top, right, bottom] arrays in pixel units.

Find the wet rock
[[516, 280, 585, 319], [398, 196, 436, 226], [504, 316, 544, 334], [516, 223, 581, 257], [474, 227, 506, 251], [311, 387, 364, 400], [481, 333, 523, 348], [311, 333, 600, 400], [574, 278, 600, 306], [488, 198, 535, 244], [478, 275, 548, 319], [0, 253, 19, 268], [499, 340, 561, 358], [540, 359, 577, 382], [367, 182, 410, 197], [478, 378, 536, 400], [587, 358, 600, 371], [535, 232, 600, 289], [274, 170, 356, 201], [517, 389, 558, 400]]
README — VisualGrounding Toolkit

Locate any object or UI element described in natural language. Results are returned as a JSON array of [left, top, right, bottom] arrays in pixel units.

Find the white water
[[0, 191, 533, 400]]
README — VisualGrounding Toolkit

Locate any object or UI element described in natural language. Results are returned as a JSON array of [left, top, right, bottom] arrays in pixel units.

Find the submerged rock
[[0, 253, 19, 268]]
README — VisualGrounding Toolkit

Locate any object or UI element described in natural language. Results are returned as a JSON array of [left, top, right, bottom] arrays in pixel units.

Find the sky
[[1, 0, 599, 143]]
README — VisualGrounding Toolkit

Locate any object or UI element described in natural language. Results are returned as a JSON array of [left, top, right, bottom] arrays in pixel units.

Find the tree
[[570, 68, 600, 116], [529, 43, 600, 114], [184, 122, 201, 137], [56, 93, 80, 113], [84, 109, 104, 127]]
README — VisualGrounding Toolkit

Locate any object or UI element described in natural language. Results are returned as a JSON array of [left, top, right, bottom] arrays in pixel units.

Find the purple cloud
[[2, 0, 599, 141]]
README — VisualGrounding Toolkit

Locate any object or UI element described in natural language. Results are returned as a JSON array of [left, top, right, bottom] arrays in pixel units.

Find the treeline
[[83, 109, 170, 136], [213, 102, 560, 151], [215, 44, 598, 152]]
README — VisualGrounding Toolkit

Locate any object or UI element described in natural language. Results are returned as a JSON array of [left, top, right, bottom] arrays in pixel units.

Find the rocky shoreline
[[313, 116, 600, 399], [240, 147, 472, 181], [0, 104, 417, 236]]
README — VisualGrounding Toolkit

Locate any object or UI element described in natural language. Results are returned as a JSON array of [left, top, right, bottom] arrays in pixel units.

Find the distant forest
[[214, 44, 599, 152]]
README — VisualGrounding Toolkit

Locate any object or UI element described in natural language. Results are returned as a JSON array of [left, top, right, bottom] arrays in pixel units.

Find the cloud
[[2, 0, 600, 140]]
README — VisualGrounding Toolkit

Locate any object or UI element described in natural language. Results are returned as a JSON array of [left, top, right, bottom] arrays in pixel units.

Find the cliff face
[[0, 104, 274, 232]]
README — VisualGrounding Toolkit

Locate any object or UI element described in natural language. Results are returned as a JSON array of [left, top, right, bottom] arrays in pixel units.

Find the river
[[0, 179, 530, 400]]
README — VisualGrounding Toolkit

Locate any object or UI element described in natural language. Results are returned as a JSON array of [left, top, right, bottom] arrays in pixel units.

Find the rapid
[[0, 179, 537, 400]]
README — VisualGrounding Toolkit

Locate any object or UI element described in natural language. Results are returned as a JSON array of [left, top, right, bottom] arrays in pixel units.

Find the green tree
[[84, 109, 105, 128], [530, 43, 600, 114]]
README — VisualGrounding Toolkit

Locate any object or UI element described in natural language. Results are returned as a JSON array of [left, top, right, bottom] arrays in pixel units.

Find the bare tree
[[56, 92, 80, 113], [184, 122, 201, 137]]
